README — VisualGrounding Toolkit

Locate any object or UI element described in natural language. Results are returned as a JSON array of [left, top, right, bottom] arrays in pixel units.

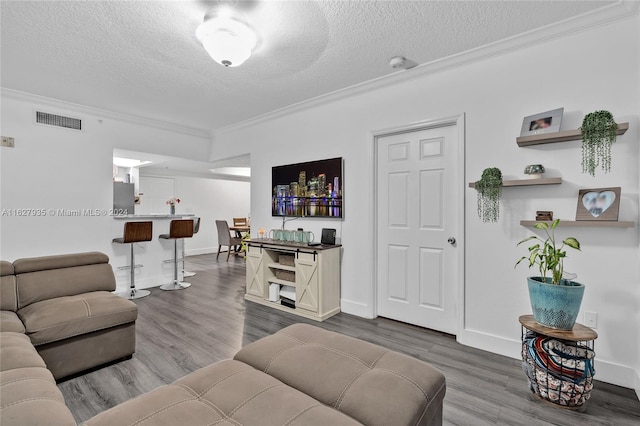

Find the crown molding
[[215, 1, 638, 136], [1, 88, 212, 139]]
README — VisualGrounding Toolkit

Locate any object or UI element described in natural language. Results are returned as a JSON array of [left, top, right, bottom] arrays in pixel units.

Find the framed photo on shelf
[[576, 187, 621, 221], [520, 107, 564, 137]]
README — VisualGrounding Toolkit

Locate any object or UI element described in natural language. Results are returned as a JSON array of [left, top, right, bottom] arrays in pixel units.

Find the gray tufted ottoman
[[84, 323, 446, 426]]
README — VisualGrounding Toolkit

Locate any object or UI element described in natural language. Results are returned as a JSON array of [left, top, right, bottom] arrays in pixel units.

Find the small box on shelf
[[268, 283, 280, 302], [536, 211, 553, 221]]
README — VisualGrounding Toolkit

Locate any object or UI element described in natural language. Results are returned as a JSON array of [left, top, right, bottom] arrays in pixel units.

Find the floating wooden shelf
[[516, 122, 629, 147], [520, 220, 635, 228], [469, 177, 562, 188], [267, 263, 296, 272], [267, 277, 296, 286]]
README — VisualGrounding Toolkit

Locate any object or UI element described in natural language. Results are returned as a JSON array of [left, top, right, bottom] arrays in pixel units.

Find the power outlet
[[584, 311, 598, 329], [1, 136, 15, 148]]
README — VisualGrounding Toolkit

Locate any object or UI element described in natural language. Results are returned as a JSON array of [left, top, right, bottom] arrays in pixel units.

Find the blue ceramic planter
[[527, 277, 585, 330]]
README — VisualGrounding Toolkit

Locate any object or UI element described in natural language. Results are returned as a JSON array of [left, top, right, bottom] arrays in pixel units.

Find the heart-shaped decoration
[[582, 191, 616, 217]]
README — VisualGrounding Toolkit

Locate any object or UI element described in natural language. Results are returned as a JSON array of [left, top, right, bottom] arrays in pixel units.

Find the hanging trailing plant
[[475, 167, 503, 223], [580, 110, 617, 176]]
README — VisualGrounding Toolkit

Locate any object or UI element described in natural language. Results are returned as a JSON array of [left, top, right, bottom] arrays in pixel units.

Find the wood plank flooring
[[58, 254, 640, 425]]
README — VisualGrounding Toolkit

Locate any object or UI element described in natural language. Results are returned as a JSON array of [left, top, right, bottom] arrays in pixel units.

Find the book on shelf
[[281, 297, 295, 309]]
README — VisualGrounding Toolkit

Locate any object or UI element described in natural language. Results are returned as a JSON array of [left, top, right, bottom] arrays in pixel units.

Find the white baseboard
[[595, 361, 640, 391], [340, 298, 375, 319], [459, 328, 521, 359], [460, 328, 639, 390], [185, 247, 217, 256], [115, 274, 172, 292]]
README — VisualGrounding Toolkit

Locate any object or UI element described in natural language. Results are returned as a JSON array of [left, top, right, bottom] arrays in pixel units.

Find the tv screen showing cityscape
[[272, 157, 343, 218]]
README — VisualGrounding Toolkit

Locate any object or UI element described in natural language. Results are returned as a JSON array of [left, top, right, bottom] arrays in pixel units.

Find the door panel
[[245, 246, 265, 297], [388, 172, 410, 228], [388, 245, 409, 301], [376, 123, 459, 335], [419, 248, 443, 308], [419, 169, 444, 229], [296, 254, 319, 313]]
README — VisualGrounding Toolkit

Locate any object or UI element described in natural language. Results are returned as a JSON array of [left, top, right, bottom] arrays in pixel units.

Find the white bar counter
[[111, 214, 195, 292], [114, 214, 194, 220]]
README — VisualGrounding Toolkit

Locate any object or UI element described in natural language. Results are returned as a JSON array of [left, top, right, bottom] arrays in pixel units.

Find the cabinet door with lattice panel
[[245, 245, 266, 298], [295, 252, 319, 313]]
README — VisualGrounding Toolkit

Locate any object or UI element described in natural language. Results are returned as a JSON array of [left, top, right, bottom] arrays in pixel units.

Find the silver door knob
[[447, 237, 456, 245]]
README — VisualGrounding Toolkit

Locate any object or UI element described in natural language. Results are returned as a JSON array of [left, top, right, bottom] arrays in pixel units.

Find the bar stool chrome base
[[181, 228, 198, 278], [159, 219, 196, 292], [160, 281, 191, 291], [117, 288, 151, 299], [112, 221, 154, 301]]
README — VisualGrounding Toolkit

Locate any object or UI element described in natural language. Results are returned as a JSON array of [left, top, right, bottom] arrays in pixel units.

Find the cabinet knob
[[447, 237, 456, 245]]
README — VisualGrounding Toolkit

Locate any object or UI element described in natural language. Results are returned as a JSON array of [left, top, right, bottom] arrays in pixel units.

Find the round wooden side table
[[519, 315, 597, 410]]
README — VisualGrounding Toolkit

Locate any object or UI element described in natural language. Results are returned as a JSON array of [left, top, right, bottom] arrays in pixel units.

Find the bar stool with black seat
[[183, 217, 200, 278], [160, 219, 194, 291], [112, 221, 153, 299]]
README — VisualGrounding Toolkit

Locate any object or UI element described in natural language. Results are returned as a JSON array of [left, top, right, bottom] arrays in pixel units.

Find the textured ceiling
[[1, 1, 618, 134]]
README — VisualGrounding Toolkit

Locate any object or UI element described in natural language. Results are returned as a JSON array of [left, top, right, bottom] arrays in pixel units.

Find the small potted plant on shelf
[[581, 110, 618, 176], [475, 167, 503, 223], [515, 219, 584, 330]]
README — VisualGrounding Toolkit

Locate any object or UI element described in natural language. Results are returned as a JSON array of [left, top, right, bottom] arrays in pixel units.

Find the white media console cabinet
[[245, 239, 341, 321]]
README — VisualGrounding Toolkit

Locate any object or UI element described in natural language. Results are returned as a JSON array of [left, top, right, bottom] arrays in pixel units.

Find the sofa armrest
[[0, 332, 76, 426]]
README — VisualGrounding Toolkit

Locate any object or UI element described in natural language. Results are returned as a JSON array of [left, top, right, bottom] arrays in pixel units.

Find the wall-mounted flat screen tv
[[272, 157, 343, 218]]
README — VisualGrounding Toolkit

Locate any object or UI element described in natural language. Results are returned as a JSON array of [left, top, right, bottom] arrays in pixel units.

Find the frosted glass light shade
[[196, 16, 257, 67]]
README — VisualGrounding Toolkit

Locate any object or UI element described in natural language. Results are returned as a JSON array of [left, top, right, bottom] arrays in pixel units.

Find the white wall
[[210, 16, 640, 389], [138, 174, 250, 255], [637, 30, 640, 399], [0, 92, 212, 279]]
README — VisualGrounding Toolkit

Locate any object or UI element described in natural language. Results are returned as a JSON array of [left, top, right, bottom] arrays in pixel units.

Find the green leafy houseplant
[[240, 231, 251, 258], [475, 167, 503, 223], [515, 219, 581, 284], [580, 110, 618, 176]]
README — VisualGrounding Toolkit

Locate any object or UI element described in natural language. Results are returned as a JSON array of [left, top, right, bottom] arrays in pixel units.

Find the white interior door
[[139, 177, 175, 214], [376, 122, 460, 335]]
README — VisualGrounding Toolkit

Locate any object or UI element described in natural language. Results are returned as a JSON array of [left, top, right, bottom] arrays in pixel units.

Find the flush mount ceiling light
[[196, 8, 258, 68]]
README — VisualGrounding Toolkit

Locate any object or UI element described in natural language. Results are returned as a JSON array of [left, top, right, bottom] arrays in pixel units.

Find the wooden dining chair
[[216, 220, 242, 262], [233, 217, 247, 226]]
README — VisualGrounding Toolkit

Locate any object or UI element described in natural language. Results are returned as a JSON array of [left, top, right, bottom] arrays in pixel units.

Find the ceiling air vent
[[36, 111, 82, 131]]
